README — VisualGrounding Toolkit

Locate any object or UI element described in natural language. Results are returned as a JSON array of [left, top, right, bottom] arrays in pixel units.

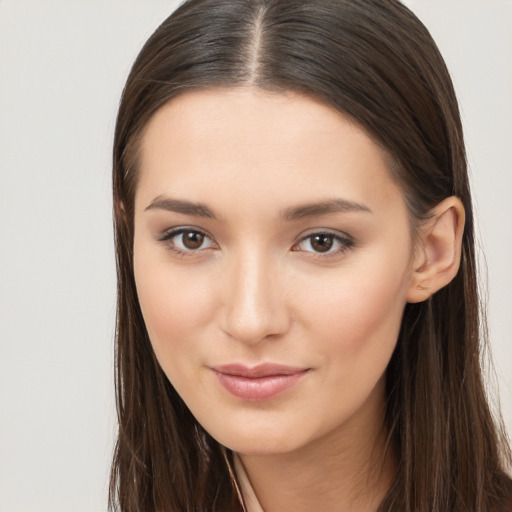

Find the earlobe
[[407, 196, 465, 303]]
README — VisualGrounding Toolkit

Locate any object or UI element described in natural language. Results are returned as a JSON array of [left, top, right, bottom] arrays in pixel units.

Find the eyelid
[[158, 226, 218, 253], [158, 225, 206, 242], [292, 229, 355, 256]]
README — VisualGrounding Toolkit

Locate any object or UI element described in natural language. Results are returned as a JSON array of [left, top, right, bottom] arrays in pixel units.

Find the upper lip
[[211, 363, 309, 378]]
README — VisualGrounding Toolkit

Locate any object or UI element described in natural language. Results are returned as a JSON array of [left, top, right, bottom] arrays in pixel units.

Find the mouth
[[210, 363, 311, 401]]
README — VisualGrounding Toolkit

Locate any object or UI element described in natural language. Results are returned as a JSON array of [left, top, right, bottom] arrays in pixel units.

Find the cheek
[[133, 251, 217, 365], [287, 257, 410, 436], [293, 253, 410, 361]]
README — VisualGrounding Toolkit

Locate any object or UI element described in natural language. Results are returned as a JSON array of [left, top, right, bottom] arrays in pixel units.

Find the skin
[[132, 88, 464, 511]]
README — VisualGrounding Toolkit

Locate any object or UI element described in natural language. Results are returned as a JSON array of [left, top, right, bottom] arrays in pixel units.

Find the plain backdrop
[[0, 1, 510, 511]]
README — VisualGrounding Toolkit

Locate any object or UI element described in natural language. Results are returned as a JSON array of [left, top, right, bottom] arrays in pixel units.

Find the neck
[[237, 382, 395, 512]]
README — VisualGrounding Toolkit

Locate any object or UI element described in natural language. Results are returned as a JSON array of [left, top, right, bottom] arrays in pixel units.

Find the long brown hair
[[110, 1, 512, 510]]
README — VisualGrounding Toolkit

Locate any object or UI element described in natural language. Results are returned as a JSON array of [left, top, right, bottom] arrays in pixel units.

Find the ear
[[407, 196, 465, 303]]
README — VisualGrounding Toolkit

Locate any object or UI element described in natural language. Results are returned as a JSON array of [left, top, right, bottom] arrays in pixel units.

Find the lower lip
[[214, 370, 309, 401]]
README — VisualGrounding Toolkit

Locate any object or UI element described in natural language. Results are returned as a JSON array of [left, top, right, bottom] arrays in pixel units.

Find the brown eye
[[182, 230, 205, 249], [310, 234, 334, 252], [159, 227, 216, 254], [293, 231, 354, 256]]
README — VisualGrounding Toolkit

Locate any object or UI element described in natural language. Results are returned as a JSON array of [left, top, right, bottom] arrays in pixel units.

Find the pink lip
[[211, 363, 310, 401]]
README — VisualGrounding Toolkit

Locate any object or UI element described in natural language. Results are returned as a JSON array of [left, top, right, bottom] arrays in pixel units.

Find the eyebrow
[[281, 198, 372, 220], [144, 196, 372, 220], [145, 197, 217, 218]]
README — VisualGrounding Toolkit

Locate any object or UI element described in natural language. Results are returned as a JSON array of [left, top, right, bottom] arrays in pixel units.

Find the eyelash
[[158, 227, 354, 258], [292, 231, 355, 258], [158, 227, 218, 256]]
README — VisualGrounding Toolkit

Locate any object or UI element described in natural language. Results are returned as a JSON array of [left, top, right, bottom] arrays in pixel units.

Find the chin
[[223, 437, 301, 456], [207, 424, 309, 456]]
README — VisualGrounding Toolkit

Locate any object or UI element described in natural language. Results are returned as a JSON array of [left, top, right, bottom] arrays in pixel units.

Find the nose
[[219, 249, 291, 345]]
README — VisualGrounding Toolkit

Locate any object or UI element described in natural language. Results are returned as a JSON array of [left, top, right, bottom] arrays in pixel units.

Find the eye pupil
[[183, 230, 204, 249], [311, 234, 334, 252]]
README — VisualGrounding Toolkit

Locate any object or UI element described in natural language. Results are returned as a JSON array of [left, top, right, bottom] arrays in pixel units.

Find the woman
[[109, 0, 512, 510]]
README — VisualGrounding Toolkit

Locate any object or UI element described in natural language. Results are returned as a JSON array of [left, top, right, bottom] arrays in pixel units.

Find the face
[[133, 88, 416, 455]]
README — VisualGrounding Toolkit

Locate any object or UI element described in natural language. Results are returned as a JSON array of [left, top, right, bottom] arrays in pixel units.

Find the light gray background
[[0, 1, 510, 511]]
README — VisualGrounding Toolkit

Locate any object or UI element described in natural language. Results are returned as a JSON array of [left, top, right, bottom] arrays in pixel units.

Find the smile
[[211, 363, 310, 401]]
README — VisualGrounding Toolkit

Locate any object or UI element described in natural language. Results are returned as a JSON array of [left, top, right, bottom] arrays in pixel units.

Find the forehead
[[136, 87, 405, 217]]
